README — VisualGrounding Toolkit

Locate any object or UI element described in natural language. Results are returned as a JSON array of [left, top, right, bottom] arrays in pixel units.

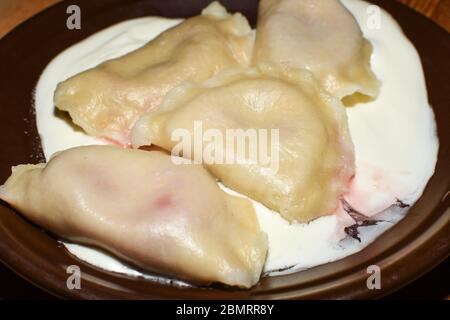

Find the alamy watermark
[[170, 121, 280, 173], [366, 264, 381, 290], [66, 5, 81, 30], [66, 265, 81, 290], [366, 5, 381, 30]]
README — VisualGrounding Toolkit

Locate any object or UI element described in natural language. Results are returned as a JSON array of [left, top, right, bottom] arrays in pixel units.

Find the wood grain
[[0, 0, 59, 38], [399, 0, 450, 31], [0, 0, 449, 38]]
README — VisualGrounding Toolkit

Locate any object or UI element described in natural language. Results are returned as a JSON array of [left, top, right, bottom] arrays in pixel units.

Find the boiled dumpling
[[132, 64, 355, 223], [54, 2, 253, 145], [253, 0, 380, 99], [0, 145, 267, 288]]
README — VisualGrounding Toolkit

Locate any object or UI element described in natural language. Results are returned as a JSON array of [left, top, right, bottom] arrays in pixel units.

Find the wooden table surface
[[0, 0, 449, 38], [0, 0, 448, 300]]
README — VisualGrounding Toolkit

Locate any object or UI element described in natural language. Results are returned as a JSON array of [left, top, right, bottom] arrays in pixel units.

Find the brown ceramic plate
[[0, 0, 448, 299]]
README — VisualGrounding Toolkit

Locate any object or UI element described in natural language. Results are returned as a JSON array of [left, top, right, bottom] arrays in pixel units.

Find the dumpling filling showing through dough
[[0, 145, 267, 288], [4, 0, 392, 288], [253, 0, 380, 99], [54, 1, 253, 145], [132, 64, 355, 223]]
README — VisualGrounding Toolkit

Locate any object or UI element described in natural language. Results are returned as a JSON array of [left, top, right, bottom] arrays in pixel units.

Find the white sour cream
[[33, 0, 438, 281]]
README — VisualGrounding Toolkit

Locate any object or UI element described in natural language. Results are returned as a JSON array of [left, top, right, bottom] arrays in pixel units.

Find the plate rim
[[0, 0, 448, 299]]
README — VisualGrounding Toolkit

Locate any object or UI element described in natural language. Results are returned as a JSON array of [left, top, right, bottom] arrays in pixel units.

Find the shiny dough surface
[[0, 145, 267, 288], [132, 64, 355, 223], [54, 2, 253, 145], [253, 0, 380, 99]]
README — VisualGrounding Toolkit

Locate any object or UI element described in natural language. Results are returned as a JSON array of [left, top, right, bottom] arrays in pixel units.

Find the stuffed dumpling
[[0, 145, 267, 288], [54, 2, 253, 145], [132, 64, 355, 223], [253, 0, 380, 99]]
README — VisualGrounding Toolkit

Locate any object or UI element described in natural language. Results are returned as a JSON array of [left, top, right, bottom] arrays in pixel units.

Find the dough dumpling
[[54, 2, 253, 145], [132, 64, 355, 223], [0, 145, 267, 288], [253, 0, 380, 99]]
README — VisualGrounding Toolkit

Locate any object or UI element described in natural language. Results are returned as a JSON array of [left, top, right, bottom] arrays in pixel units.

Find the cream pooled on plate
[[33, 0, 438, 279]]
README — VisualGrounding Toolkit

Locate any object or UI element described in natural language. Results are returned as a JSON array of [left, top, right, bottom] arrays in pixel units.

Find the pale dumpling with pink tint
[[132, 64, 355, 223], [0, 145, 267, 288], [54, 2, 253, 145], [253, 0, 380, 99]]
